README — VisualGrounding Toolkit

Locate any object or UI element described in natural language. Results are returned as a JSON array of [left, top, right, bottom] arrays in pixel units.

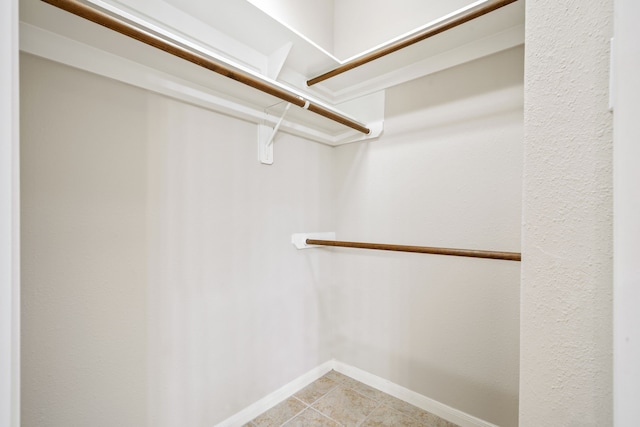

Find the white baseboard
[[332, 361, 498, 427], [215, 359, 498, 427], [214, 361, 334, 427]]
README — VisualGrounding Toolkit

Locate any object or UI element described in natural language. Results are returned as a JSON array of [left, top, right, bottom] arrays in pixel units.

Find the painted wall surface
[[333, 0, 475, 59], [331, 47, 523, 427], [1, 0, 20, 425], [613, 1, 640, 425], [145, 91, 334, 425], [20, 54, 335, 426], [20, 54, 149, 427], [520, 1, 613, 426]]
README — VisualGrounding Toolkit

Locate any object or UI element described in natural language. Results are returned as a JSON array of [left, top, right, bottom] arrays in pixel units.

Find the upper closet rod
[[42, 0, 371, 135], [307, 0, 518, 86], [306, 239, 521, 261]]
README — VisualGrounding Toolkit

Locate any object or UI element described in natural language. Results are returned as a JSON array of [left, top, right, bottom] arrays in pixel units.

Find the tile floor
[[245, 370, 460, 427]]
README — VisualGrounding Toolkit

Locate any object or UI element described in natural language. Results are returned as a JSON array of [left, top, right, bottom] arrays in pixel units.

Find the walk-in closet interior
[[15, 0, 616, 426]]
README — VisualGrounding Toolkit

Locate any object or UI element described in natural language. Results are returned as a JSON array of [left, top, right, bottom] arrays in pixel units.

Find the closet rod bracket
[[259, 103, 292, 165], [292, 232, 336, 249]]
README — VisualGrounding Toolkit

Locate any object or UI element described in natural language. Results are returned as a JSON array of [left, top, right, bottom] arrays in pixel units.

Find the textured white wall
[[20, 54, 149, 427], [332, 47, 523, 427], [20, 54, 335, 426], [145, 94, 334, 425], [520, 1, 613, 426], [333, 0, 474, 59]]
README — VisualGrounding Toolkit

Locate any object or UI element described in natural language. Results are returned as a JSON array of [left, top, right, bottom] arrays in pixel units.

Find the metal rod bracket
[[259, 103, 291, 165], [291, 232, 336, 249]]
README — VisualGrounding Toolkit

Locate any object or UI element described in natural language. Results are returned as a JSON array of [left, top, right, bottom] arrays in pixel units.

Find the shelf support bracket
[[266, 42, 293, 80], [258, 103, 292, 165], [292, 232, 337, 249]]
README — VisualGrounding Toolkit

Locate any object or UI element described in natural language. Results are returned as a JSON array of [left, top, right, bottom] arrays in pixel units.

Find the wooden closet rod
[[307, 0, 519, 86], [41, 0, 371, 135], [306, 239, 521, 261]]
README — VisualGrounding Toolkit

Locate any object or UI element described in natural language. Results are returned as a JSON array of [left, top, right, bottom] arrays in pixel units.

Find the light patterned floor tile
[[412, 411, 460, 427], [344, 379, 390, 403], [252, 397, 307, 427], [283, 408, 341, 427], [294, 377, 339, 404], [360, 405, 424, 427], [322, 370, 352, 385], [377, 395, 458, 427], [321, 371, 390, 403], [248, 371, 459, 427], [312, 386, 379, 426]]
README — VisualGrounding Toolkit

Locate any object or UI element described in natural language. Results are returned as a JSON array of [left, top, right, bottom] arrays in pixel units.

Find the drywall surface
[[20, 54, 149, 426], [145, 94, 334, 425], [613, 0, 640, 424], [520, 1, 613, 426], [333, 0, 475, 59], [332, 47, 523, 426], [20, 54, 335, 426]]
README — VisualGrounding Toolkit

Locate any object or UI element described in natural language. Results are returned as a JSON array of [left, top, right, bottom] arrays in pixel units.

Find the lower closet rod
[[305, 239, 521, 261]]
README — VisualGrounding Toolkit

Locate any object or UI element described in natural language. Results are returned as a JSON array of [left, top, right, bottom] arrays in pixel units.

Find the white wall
[[613, 0, 640, 425], [20, 54, 335, 426], [0, 0, 20, 425], [520, 1, 613, 426], [21, 54, 149, 427], [332, 46, 523, 427], [145, 90, 334, 425], [333, 0, 475, 59]]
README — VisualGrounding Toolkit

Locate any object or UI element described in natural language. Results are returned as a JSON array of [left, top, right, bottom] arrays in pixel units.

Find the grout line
[[277, 396, 311, 427], [278, 406, 308, 427], [356, 401, 384, 427], [291, 396, 309, 407], [256, 369, 456, 427], [348, 386, 381, 404], [307, 406, 345, 426], [302, 383, 341, 407], [218, 361, 335, 427]]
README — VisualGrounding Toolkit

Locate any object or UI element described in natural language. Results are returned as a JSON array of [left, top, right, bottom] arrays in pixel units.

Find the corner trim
[[214, 361, 334, 427], [215, 360, 499, 427], [332, 361, 499, 427]]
